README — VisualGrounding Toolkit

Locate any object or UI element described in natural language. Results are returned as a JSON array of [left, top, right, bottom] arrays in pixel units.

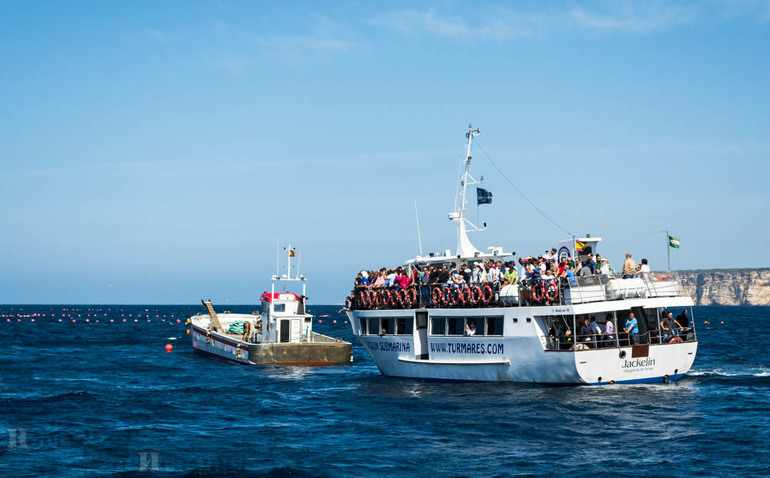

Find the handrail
[[349, 271, 688, 310]]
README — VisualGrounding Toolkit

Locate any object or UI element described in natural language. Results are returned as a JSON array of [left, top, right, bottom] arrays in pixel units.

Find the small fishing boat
[[190, 246, 351, 365]]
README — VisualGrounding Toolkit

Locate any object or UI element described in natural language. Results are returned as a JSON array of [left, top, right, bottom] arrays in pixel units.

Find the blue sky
[[1, 1, 769, 304]]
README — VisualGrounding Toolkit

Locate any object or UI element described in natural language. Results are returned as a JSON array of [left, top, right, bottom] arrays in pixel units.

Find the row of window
[[360, 316, 504, 337]]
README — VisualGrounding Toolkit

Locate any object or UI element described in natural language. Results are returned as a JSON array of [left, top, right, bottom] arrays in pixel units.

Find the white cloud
[[569, 1, 692, 34], [371, 1, 770, 41], [370, 8, 540, 42]]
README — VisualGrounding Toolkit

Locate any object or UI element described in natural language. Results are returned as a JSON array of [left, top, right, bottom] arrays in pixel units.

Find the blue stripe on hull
[[379, 373, 687, 386], [587, 373, 686, 386]]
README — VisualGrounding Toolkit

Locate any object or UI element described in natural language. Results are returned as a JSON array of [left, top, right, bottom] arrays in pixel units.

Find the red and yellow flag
[[575, 241, 587, 252], [289, 249, 296, 258]]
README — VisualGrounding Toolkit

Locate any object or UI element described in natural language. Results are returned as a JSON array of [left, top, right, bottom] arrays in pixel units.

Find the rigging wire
[[475, 139, 573, 237]]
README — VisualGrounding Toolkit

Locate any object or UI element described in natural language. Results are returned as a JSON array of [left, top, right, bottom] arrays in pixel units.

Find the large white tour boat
[[191, 247, 352, 365], [346, 126, 697, 385]]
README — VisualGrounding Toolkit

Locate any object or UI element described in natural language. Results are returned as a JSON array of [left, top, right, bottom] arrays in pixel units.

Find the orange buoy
[[165, 344, 173, 352]]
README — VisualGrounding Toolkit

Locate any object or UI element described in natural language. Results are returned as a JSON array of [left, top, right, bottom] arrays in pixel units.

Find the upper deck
[[351, 271, 690, 311]]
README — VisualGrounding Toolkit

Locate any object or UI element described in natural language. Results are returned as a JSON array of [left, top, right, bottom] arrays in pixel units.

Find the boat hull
[[349, 301, 698, 385], [191, 322, 351, 366]]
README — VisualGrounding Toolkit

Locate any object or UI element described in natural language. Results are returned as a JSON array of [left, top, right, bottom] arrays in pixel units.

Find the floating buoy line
[[0, 307, 349, 325]]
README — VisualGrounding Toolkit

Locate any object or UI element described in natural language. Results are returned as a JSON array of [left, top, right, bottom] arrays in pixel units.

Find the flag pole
[[666, 230, 671, 272]]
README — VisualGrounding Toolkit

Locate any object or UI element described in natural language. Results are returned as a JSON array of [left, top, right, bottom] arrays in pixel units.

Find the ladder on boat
[[201, 299, 223, 333]]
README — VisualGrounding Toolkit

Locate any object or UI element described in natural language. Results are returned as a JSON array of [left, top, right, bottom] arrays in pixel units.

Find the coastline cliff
[[676, 269, 770, 306]]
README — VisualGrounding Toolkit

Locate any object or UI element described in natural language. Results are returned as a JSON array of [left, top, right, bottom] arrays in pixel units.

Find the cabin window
[[273, 304, 285, 312], [396, 318, 413, 335], [447, 317, 463, 336], [381, 318, 394, 335], [367, 318, 380, 336], [431, 317, 446, 336], [359, 317, 368, 335], [485, 316, 504, 336]]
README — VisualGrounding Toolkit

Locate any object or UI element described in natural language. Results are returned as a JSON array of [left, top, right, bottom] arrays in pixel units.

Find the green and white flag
[[669, 235, 680, 249]]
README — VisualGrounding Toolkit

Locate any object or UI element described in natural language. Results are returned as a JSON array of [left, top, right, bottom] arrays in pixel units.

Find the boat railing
[[546, 327, 697, 351], [350, 271, 688, 310], [351, 283, 505, 310]]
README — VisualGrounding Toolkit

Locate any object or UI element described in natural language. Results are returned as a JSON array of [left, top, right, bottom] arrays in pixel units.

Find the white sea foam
[[689, 368, 770, 378]]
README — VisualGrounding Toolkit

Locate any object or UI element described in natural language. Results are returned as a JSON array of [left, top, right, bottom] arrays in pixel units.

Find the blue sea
[[1, 305, 769, 477]]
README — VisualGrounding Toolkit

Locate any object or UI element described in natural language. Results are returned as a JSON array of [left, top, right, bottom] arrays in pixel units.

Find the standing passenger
[[624, 312, 639, 345]]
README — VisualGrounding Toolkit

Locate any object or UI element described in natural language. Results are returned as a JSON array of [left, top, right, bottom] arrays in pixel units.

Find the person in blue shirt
[[624, 312, 639, 345]]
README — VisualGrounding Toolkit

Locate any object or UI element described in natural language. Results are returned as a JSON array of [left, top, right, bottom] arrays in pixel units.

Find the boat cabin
[[260, 292, 312, 344]]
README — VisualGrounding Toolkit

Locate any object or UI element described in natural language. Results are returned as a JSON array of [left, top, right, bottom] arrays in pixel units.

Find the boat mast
[[449, 124, 483, 258]]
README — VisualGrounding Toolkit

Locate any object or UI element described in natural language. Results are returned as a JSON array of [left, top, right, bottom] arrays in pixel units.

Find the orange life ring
[[471, 286, 482, 304], [461, 286, 471, 305], [381, 289, 392, 307], [358, 290, 368, 309], [482, 285, 493, 303], [407, 288, 417, 307], [532, 282, 544, 302], [432, 287, 443, 306], [443, 287, 452, 306], [397, 289, 407, 308], [452, 287, 464, 305], [370, 290, 380, 308], [545, 280, 559, 302]]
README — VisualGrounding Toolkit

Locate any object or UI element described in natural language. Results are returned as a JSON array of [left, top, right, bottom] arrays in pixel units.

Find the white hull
[[191, 314, 255, 364], [349, 300, 697, 385]]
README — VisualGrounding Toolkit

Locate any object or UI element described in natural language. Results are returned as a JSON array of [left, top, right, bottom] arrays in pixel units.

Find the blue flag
[[476, 188, 493, 205]]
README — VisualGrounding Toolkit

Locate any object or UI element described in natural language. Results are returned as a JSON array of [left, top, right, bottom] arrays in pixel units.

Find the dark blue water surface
[[1, 305, 769, 477]]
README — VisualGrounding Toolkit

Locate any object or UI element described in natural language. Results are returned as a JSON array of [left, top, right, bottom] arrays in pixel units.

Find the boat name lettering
[[369, 341, 411, 352], [621, 358, 656, 370], [429, 342, 504, 355]]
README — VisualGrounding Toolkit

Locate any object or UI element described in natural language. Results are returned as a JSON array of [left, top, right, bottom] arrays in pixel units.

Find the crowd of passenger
[[347, 248, 656, 309], [516, 248, 653, 285], [353, 259, 520, 291]]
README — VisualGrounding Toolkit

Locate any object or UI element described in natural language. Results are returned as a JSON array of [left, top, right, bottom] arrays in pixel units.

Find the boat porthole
[[619, 350, 626, 359]]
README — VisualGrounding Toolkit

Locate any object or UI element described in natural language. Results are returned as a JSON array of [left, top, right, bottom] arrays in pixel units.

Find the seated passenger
[[579, 318, 594, 346], [464, 320, 476, 336], [502, 264, 518, 286]]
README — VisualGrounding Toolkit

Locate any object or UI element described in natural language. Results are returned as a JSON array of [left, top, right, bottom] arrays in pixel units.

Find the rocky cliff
[[676, 269, 770, 306]]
